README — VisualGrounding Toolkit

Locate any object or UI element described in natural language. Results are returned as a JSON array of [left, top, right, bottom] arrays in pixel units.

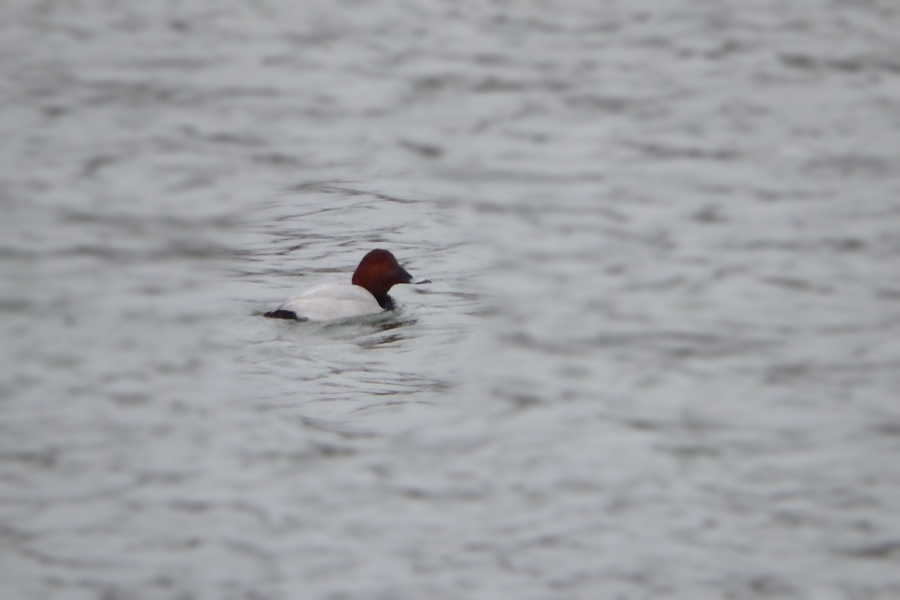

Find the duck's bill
[[413, 278, 432, 284]]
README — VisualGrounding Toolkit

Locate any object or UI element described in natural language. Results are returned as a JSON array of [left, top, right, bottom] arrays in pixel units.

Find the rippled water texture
[[3, 1, 900, 598]]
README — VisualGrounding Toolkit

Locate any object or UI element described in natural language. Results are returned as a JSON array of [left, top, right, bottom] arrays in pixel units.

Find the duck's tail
[[263, 309, 306, 321]]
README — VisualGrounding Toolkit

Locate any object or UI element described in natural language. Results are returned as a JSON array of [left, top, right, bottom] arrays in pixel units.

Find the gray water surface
[[2, 1, 900, 599]]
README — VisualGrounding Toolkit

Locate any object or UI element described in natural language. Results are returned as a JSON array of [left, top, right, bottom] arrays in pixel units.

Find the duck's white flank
[[275, 283, 384, 322]]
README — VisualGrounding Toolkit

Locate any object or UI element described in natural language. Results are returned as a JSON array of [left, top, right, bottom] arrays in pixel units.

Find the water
[[2, 1, 900, 598]]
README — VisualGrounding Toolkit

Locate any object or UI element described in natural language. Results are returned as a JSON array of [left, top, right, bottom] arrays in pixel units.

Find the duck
[[264, 249, 423, 322]]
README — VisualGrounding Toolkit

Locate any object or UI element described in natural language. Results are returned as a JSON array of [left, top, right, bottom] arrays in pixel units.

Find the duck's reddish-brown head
[[351, 249, 413, 309]]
